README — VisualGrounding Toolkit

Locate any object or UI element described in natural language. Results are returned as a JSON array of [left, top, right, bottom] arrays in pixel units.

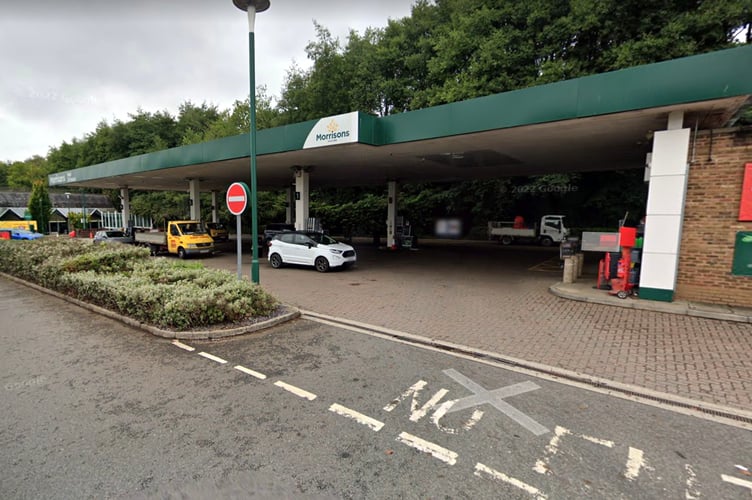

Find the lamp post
[[232, 0, 269, 285], [65, 192, 71, 232]]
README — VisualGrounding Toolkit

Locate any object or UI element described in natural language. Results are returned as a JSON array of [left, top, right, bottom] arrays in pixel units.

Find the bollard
[[562, 256, 575, 284]]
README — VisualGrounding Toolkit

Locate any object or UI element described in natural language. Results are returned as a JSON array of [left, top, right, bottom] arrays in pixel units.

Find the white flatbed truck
[[488, 215, 568, 246]]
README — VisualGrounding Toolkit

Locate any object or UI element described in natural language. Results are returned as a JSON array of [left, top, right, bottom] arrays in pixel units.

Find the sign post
[[226, 182, 250, 280]]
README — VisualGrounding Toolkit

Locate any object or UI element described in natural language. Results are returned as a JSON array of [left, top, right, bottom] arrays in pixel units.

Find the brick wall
[[675, 126, 752, 307]]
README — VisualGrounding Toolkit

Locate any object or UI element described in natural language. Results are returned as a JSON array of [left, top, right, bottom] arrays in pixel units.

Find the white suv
[[268, 231, 356, 272]]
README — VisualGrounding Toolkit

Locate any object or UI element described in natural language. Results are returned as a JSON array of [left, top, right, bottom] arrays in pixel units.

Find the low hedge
[[0, 238, 278, 330]]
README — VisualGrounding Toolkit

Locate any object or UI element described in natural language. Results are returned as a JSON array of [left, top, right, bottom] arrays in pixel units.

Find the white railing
[[100, 212, 153, 230]]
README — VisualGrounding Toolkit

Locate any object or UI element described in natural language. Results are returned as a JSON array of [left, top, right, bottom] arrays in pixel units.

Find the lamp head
[[232, 0, 270, 12]]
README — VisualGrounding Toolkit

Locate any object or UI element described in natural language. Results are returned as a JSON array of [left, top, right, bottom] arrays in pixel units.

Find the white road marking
[[581, 434, 615, 448], [430, 398, 484, 434], [410, 388, 449, 422], [171, 340, 195, 352], [198, 352, 227, 364], [534, 425, 569, 474], [396, 432, 458, 465], [624, 447, 646, 480], [274, 381, 317, 400], [721, 474, 752, 491], [233, 365, 267, 380], [475, 462, 548, 499], [302, 313, 752, 432], [329, 403, 384, 432], [443, 369, 548, 436], [685, 464, 701, 499], [383, 380, 427, 412]]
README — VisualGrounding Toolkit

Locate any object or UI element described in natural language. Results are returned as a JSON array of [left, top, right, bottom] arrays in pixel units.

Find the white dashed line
[[171, 340, 195, 352], [198, 352, 227, 364], [396, 432, 458, 465], [274, 381, 317, 400], [328, 403, 384, 432], [625, 447, 646, 480], [233, 365, 267, 380], [475, 463, 548, 499]]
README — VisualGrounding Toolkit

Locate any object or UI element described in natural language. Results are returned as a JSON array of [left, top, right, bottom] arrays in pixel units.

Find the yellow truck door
[[167, 224, 181, 254]]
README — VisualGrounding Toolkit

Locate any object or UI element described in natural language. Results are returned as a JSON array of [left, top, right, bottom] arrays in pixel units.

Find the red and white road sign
[[226, 182, 249, 215]]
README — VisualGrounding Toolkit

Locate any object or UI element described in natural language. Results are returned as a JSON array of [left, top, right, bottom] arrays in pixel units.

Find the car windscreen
[[106, 231, 125, 237], [178, 223, 207, 235], [308, 233, 338, 245]]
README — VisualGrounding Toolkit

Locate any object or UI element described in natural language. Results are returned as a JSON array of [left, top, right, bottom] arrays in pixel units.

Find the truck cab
[[539, 215, 568, 246], [167, 221, 214, 257], [206, 222, 229, 242]]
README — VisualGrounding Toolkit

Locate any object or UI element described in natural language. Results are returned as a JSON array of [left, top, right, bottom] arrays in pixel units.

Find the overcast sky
[[1, 0, 417, 163]]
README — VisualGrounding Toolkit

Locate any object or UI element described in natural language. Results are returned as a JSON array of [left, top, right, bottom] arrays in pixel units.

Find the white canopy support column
[[120, 187, 130, 230], [639, 110, 690, 302], [386, 180, 399, 249], [294, 167, 310, 230], [211, 191, 219, 223], [286, 184, 295, 225], [188, 179, 201, 220]]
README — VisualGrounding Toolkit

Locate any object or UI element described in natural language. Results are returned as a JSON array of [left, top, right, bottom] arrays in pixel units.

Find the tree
[[129, 191, 190, 223], [28, 180, 53, 234], [0, 161, 9, 187], [176, 101, 221, 145], [6, 156, 50, 189]]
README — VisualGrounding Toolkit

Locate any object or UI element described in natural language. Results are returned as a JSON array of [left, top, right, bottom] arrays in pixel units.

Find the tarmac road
[[1, 277, 751, 499]]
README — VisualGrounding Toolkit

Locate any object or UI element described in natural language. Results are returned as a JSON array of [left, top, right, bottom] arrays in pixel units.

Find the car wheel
[[540, 236, 553, 247], [270, 253, 283, 269], [178, 247, 186, 259], [315, 256, 330, 273], [149, 244, 158, 256], [501, 235, 513, 245]]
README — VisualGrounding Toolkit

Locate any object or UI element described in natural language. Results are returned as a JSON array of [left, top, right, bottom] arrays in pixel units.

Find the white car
[[268, 231, 356, 272]]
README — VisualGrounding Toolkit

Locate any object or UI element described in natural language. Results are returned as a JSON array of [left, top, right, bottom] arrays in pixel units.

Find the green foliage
[[273, 0, 750, 117], [0, 239, 278, 330], [5, 156, 50, 189], [28, 180, 53, 234], [67, 211, 84, 230], [130, 191, 190, 222], [0, 161, 9, 186]]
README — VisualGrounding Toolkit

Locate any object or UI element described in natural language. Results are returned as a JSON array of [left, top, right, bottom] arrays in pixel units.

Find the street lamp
[[65, 192, 71, 232], [233, 0, 269, 285]]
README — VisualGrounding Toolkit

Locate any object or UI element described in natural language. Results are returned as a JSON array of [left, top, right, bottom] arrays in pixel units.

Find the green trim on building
[[380, 44, 752, 144], [639, 287, 674, 302], [357, 113, 381, 146], [49, 45, 752, 187]]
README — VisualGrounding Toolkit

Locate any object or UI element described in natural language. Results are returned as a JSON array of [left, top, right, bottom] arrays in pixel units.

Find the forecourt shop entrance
[[49, 45, 752, 306]]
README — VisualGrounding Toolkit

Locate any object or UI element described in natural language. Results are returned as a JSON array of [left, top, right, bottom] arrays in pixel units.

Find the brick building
[[676, 127, 752, 307]]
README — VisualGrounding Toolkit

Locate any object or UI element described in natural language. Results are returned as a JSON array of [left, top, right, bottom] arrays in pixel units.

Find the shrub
[[0, 238, 279, 330]]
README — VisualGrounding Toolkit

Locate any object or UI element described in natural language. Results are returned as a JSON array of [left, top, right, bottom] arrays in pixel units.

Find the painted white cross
[[443, 369, 549, 436]]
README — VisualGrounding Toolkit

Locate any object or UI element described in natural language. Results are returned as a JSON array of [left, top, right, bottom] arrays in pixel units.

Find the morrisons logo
[[316, 119, 350, 142]]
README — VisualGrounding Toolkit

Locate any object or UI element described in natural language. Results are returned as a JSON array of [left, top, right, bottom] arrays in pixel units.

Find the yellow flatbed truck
[[131, 220, 214, 258], [0, 221, 38, 232]]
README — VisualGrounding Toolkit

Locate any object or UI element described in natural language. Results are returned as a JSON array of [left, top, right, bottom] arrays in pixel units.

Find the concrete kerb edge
[[0, 272, 300, 340], [300, 309, 752, 424], [549, 282, 752, 323]]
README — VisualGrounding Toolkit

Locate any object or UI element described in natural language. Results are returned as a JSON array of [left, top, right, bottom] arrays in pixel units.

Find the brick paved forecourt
[[207, 239, 752, 416]]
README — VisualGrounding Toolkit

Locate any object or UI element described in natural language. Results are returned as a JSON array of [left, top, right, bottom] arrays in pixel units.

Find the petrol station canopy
[[49, 45, 752, 192]]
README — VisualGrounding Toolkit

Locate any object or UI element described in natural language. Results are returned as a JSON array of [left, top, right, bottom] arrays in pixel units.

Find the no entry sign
[[226, 182, 250, 215]]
